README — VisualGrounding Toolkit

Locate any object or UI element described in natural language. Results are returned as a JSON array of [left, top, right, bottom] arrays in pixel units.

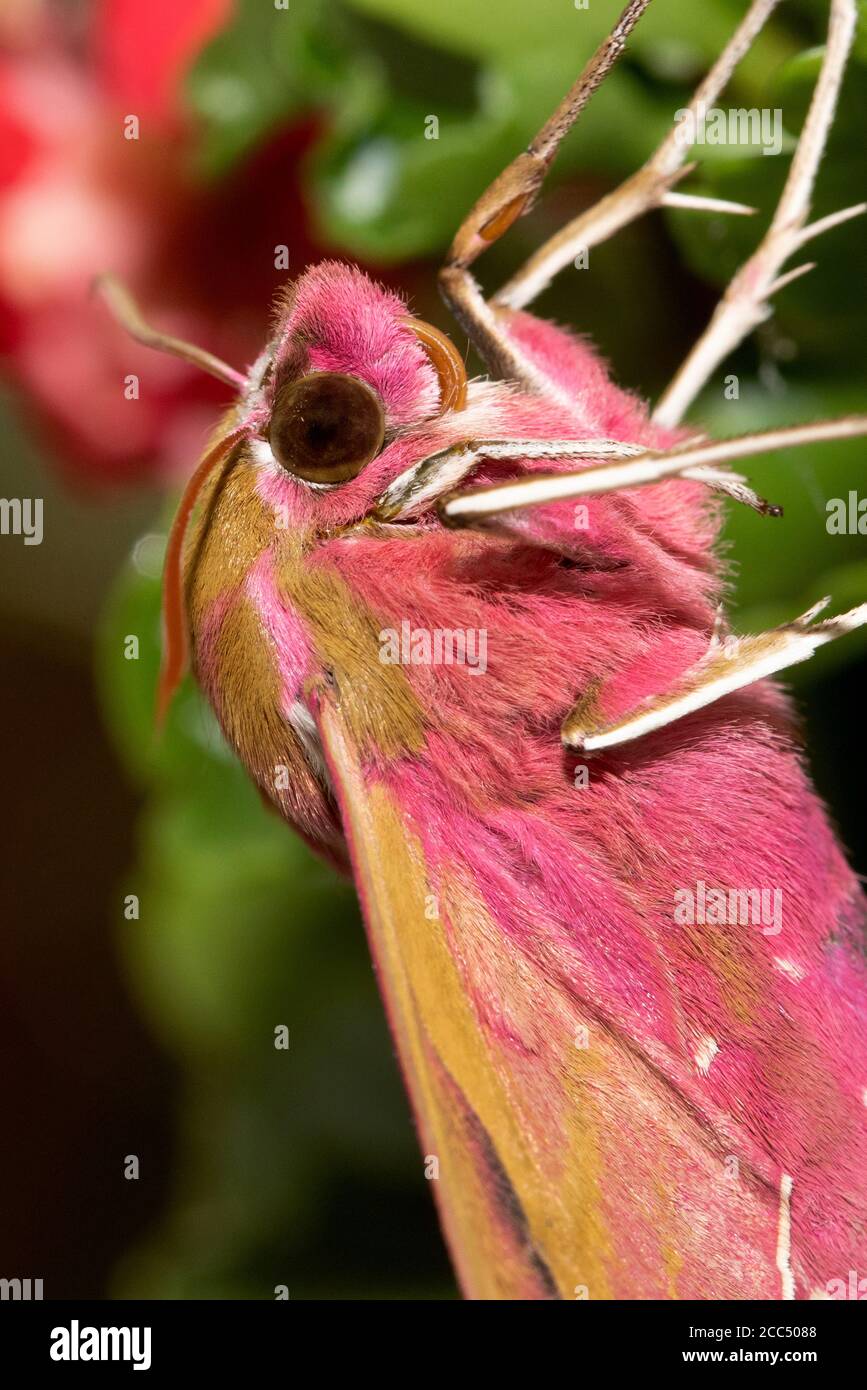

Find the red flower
[[94, 0, 234, 130], [0, 0, 320, 487]]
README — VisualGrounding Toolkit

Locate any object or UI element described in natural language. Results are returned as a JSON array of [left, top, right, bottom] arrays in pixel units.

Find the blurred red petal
[[94, 0, 233, 125], [0, 9, 340, 488], [9, 297, 230, 487], [0, 80, 38, 188]]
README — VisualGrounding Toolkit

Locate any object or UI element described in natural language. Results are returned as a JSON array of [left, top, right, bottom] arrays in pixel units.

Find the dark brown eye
[[268, 371, 386, 484]]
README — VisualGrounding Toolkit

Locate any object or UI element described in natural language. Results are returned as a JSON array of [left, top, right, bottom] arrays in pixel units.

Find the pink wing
[[308, 656, 867, 1299]]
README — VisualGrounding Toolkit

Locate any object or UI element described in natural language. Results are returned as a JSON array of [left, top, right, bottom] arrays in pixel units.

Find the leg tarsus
[[563, 597, 867, 751], [655, 0, 859, 428], [494, 0, 782, 313], [437, 415, 867, 525], [443, 0, 653, 275], [439, 0, 653, 376]]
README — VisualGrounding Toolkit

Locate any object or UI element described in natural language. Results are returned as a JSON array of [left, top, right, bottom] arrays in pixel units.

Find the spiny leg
[[435, 415, 867, 524], [439, 0, 653, 393], [655, 0, 864, 427], [562, 598, 867, 752], [374, 437, 647, 521], [494, 0, 782, 313]]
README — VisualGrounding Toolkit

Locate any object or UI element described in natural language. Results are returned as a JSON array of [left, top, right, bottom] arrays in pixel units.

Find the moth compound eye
[[268, 372, 386, 484]]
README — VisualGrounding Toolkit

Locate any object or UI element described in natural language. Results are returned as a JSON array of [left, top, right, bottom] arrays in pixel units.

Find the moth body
[[178, 262, 867, 1299], [99, 0, 867, 1299]]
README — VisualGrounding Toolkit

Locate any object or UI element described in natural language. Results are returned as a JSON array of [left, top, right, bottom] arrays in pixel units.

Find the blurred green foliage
[[187, 0, 793, 256], [100, 0, 867, 1297], [99, 546, 452, 1298]]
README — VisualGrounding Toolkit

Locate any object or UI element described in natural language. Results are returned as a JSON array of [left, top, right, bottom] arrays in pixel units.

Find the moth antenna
[[157, 429, 245, 727], [93, 273, 248, 390], [401, 318, 468, 413]]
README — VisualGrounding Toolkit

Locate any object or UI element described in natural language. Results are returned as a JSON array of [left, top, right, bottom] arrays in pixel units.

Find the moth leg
[[438, 415, 867, 525], [562, 598, 867, 751], [655, 0, 864, 427], [438, 0, 652, 385], [494, 0, 780, 314], [373, 437, 645, 521]]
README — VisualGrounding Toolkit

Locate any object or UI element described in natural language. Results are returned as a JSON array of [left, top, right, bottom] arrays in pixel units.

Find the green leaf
[[341, 0, 786, 72], [185, 0, 799, 260], [698, 382, 867, 671], [311, 45, 681, 259], [185, 0, 352, 176], [98, 537, 446, 1299]]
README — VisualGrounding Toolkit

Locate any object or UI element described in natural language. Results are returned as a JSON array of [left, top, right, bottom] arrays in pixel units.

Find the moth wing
[[311, 684, 788, 1301]]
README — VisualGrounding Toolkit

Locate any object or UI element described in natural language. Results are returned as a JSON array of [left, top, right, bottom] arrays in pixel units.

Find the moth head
[[92, 263, 468, 725], [255, 262, 466, 485]]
